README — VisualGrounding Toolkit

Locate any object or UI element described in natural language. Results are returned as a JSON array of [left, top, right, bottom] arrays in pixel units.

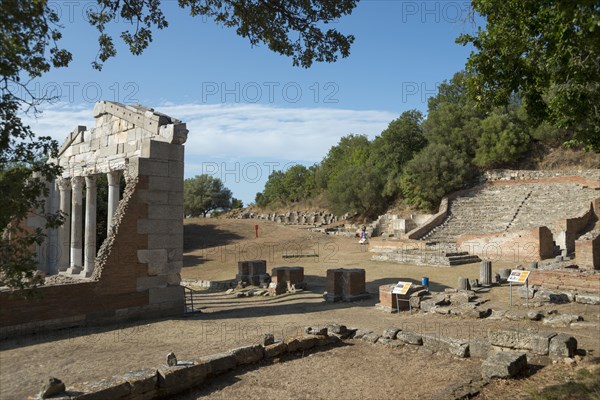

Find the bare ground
[[0, 218, 599, 399]]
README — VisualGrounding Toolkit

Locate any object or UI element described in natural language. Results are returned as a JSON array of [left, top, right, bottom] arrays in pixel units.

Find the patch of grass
[[528, 368, 600, 400]]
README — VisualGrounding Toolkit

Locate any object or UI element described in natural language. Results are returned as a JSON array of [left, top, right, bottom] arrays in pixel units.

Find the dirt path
[[0, 218, 598, 399]]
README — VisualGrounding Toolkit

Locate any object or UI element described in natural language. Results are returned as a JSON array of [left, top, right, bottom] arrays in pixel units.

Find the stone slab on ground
[[481, 351, 528, 379], [549, 334, 578, 359], [488, 329, 556, 355]]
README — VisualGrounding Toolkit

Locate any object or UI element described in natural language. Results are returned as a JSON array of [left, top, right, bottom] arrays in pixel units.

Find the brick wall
[[457, 226, 555, 262], [576, 234, 600, 270], [528, 270, 600, 293]]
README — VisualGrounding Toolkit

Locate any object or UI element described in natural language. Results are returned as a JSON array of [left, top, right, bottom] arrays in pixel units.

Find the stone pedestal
[[236, 260, 268, 286], [271, 266, 305, 290], [376, 283, 426, 312], [457, 277, 470, 290], [325, 268, 369, 302]]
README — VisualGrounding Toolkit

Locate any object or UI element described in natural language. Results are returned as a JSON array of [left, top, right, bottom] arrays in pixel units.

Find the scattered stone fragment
[[575, 294, 600, 305], [527, 311, 543, 321], [543, 314, 583, 328], [396, 332, 423, 345], [481, 352, 528, 379], [549, 334, 577, 359], [260, 333, 275, 346], [40, 377, 66, 399], [382, 327, 400, 339], [304, 326, 328, 336], [361, 332, 381, 344], [225, 289, 234, 294], [166, 352, 177, 367], [353, 329, 372, 339]]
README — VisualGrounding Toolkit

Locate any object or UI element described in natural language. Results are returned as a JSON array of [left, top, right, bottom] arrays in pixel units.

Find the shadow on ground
[[184, 223, 244, 252]]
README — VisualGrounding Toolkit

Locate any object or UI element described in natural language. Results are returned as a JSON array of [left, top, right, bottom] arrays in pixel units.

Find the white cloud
[[23, 102, 398, 163]]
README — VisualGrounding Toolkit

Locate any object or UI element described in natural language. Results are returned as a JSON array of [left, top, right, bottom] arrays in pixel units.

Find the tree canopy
[[184, 175, 233, 217], [458, 0, 600, 151]]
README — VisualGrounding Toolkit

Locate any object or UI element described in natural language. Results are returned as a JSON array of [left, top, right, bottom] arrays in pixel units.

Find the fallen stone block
[[304, 326, 328, 336], [264, 342, 287, 358], [157, 362, 210, 397], [362, 332, 381, 344], [489, 329, 557, 355], [549, 334, 577, 359], [396, 332, 423, 346], [382, 327, 400, 339], [298, 336, 318, 351], [352, 329, 372, 339], [200, 352, 237, 375], [377, 338, 402, 347], [517, 285, 536, 299], [228, 344, 264, 365], [468, 339, 492, 359], [122, 369, 158, 398], [285, 338, 301, 353], [39, 378, 66, 399], [422, 335, 469, 358], [317, 335, 340, 347], [481, 352, 527, 379], [527, 311, 543, 321], [575, 293, 600, 305], [260, 333, 275, 346], [542, 314, 583, 328]]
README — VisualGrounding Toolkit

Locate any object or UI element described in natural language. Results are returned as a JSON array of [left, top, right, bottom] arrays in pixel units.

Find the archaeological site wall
[[0, 101, 188, 337]]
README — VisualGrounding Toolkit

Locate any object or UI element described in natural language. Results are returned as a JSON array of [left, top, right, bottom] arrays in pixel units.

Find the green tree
[[230, 198, 244, 209], [473, 105, 531, 168], [401, 144, 475, 211], [370, 110, 426, 198], [0, 0, 70, 288], [457, 0, 600, 151], [327, 162, 386, 217], [184, 175, 232, 217], [2, 0, 358, 288]]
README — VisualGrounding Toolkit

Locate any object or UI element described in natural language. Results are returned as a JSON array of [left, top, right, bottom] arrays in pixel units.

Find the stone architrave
[[67, 176, 84, 274], [56, 178, 71, 271], [82, 175, 97, 277], [106, 170, 121, 235]]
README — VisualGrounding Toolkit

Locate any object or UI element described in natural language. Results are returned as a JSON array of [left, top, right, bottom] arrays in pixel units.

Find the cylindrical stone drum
[[480, 260, 492, 285], [458, 277, 470, 290]]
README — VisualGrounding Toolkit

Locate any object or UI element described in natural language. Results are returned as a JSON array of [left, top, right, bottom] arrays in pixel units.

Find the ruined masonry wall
[[0, 101, 187, 337]]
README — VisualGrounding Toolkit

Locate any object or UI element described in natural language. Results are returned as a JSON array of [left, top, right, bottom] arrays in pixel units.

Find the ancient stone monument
[[0, 101, 188, 337], [325, 268, 370, 302], [236, 260, 268, 286]]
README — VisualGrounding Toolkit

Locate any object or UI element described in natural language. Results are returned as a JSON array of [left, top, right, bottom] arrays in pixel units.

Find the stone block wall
[[0, 101, 187, 337], [457, 226, 555, 262], [575, 231, 600, 270]]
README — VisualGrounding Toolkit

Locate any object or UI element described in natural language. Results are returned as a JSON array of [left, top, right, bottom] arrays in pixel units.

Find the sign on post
[[507, 270, 530, 283], [393, 281, 412, 313], [392, 281, 412, 295], [507, 270, 531, 307]]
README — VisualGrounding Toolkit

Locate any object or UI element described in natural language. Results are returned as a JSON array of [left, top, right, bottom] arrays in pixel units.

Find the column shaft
[[82, 176, 97, 277], [57, 179, 71, 272], [67, 176, 84, 274], [107, 170, 121, 235]]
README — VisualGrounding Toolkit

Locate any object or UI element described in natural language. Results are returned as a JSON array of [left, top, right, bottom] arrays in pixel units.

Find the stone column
[[67, 176, 84, 275], [82, 176, 97, 277], [106, 170, 121, 236], [56, 178, 71, 272], [480, 260, 492, 285]]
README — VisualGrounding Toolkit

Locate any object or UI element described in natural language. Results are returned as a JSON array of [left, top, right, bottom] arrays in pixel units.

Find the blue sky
[[25, 0, 479, 204]]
